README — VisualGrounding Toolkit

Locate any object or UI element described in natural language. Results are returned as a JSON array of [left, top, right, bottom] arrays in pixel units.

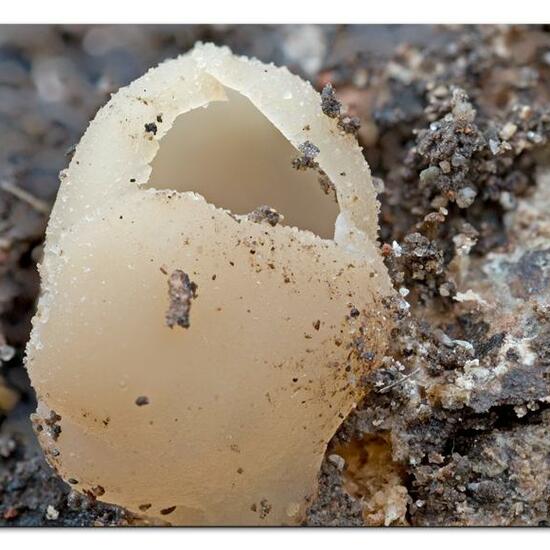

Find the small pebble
[[327, 454, 346, 471], [46, 505, 59, 520]]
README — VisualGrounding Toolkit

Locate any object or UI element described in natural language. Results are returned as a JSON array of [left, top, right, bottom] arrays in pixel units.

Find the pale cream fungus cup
[[26, 43, 394, 525]]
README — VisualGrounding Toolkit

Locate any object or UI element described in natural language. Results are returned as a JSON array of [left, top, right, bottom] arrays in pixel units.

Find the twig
[[0, 180, 50, 215], [378, 367, 421, 394]]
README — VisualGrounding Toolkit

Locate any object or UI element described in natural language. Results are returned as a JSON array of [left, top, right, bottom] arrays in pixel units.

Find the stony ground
[[0, 24, 549, 526]]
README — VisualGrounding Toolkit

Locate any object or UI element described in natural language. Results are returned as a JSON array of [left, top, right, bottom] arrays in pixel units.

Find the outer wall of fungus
[[26, 43, 394, 525]]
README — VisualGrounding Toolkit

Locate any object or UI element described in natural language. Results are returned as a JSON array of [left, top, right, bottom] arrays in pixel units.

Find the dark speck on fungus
[[165, 269, 198, 329], [144, 122, 158, 135], [320, 83, 360, 135], [292, 141, 320, 170], [248, 205, 282, 227], [321, 84, 341, 119]]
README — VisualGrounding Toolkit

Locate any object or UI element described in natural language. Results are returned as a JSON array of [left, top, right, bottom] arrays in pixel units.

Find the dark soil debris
[[321, 83, 341, 118], [292, 140, 320, 171], [307, 24, 550, 527], [0, 436, 129, 526], [320, 83, 361, 135], [247, 205, 282, 227], [144, 122, 158, 135], [165, 269, 198, 329]]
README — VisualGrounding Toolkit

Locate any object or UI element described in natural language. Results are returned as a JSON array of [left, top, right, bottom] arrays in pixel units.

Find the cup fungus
[[26, 43, 394, 525]]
